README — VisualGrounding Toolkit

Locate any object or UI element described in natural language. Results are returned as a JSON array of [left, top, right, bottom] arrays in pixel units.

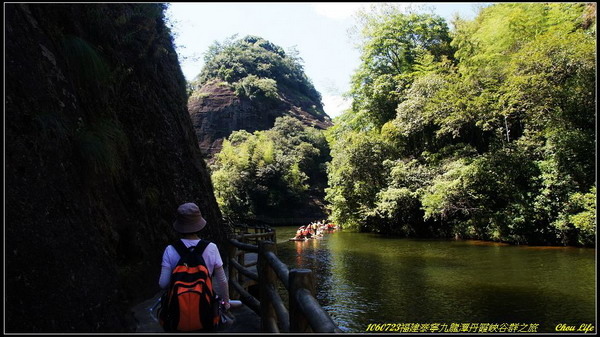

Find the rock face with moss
[[188, 35, 332, 157], [5, 4, 228, 332]]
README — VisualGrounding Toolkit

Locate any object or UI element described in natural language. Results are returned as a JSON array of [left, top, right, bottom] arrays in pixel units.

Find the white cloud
[[322, 95, 352, 119], [310, 3, 372, 20]]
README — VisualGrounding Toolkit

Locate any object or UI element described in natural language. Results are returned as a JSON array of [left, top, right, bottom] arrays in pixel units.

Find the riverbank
[[281, 225, 595, 248]]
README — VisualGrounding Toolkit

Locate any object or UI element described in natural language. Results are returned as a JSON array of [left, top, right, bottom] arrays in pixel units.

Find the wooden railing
[[231, 223, 276, 245], [226, 226, 341, 333]]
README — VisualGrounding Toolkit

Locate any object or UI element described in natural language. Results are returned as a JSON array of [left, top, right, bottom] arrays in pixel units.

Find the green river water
[[272, 226, 596, 333]]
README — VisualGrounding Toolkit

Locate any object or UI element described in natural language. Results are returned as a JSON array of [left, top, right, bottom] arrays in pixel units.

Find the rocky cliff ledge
[[189, 80, 333, 157], [5, 4, 228, 332]]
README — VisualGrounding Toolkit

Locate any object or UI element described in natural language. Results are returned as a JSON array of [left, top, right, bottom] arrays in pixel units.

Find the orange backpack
[[158, 239, 220, 332]]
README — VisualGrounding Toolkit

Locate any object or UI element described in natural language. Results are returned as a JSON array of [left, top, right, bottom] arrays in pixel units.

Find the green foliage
[[565, 186, 596, 246], [368, 158, 435, 235], [325, 129, 396, 231], [61, 35, 111, 88], [76, 118, 129, 178], [326, 3, 596, 246], [193, 35, 322, 112], [233, 74, 278, 101], [211, 116, 329, 220], [421, 147, 540, 242], [349, 6, 454, 129]]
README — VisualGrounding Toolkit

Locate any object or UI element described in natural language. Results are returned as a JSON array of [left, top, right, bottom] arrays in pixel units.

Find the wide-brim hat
[[173, 202, 207, 234]]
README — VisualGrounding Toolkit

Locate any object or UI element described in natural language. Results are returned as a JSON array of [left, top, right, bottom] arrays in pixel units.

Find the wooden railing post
[[289, 269, 315, 333], [227, 240, 239, 300], [229, 225, 339, 333], [236, 234, 246, 286], [258, 241, 278, 332]]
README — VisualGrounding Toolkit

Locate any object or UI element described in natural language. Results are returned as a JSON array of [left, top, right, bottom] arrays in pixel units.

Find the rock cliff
[[187, 35, 333, 157], [189, 80, 333, 157], [5, 4, 228, 332]]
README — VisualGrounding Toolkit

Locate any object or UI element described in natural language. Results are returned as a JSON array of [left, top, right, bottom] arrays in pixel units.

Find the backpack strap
[[193, 239, 211, 256], [172, 239, 191, 259], [172, 239, 211, 259]]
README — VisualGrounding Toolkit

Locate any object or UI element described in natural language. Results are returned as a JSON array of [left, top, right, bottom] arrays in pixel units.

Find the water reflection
[[275, 227, 596, 333], [289, 237, 335, 309]]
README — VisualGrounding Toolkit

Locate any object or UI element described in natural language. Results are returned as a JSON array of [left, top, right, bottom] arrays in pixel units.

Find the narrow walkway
[[132, 291, 261, 333], [131, 251, 262, 333]]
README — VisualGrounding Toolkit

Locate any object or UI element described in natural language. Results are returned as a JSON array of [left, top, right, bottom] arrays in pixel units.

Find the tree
[[192, 35, 322, 110], [326, 2, 596, 246], [211, 116, 329, 220], [349, 6, 454, 128]]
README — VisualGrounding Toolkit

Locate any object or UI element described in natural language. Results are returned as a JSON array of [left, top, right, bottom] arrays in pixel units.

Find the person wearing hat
[[158, 202, 230, 310]]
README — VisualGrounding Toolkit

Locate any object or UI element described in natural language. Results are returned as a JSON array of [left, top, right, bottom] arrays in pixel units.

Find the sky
[[165, 2, 487, 118]]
